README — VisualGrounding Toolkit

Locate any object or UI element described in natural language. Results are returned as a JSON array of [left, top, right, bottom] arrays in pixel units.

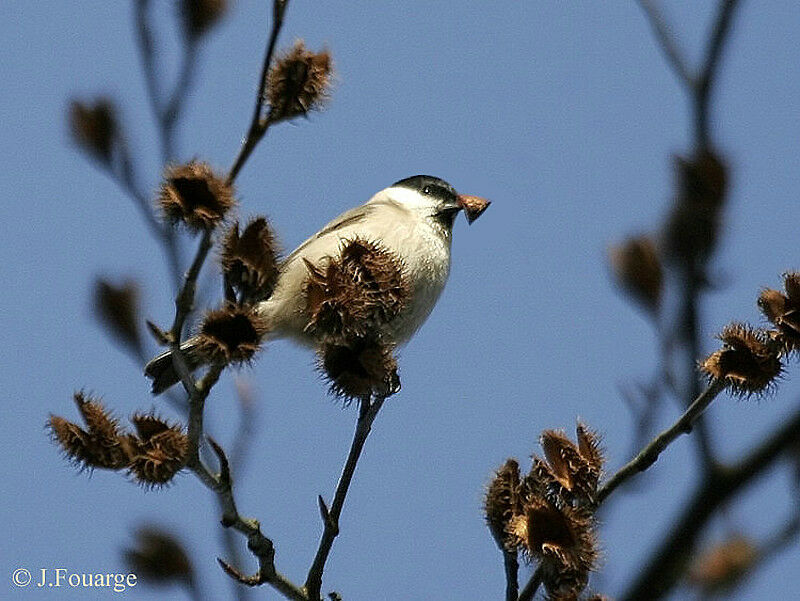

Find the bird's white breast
[[258, 199, 452, 347]]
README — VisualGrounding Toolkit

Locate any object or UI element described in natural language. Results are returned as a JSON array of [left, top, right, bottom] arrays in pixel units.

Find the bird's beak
[[457, 194, 491, 224]]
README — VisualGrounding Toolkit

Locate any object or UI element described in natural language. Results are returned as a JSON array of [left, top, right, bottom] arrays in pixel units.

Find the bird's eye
[[422, 186, 431, 195]]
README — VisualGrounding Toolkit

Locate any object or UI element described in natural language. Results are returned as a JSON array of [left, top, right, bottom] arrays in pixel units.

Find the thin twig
[[694, 0, 740, 149], [517, 566, 542, 601], [134, 0, 163, 147], [681, 269, 717, 470], [502, 549, 519, 601], [305, 397, 386, 600], [597, 378, 725, 504], [162, 39, 199, 160], [636, 0, 694, 86], [205, 439, 308, 601], [227, 0, 289, 184]]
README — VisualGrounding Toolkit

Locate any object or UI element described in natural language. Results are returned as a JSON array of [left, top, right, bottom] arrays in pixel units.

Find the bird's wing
[[280, 203, 376, 268]]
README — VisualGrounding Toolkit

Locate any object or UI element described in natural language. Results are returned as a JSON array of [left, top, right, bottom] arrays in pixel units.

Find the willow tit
[[145, 175, 489, 393]]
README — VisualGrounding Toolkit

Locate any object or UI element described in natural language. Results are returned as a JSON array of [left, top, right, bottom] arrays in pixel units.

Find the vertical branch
[[305, 397, 386, 600], [517, 567, 542, 601], [502, 549, 519, 601], [694, 0, 740, 150], [228, 0, 289, 184]]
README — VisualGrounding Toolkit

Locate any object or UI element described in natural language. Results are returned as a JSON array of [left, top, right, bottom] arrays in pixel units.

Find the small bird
[[145, 175, 489, 394]]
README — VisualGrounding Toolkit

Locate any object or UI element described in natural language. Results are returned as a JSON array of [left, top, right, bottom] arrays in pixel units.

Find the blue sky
[[2, 1, 799, 600]]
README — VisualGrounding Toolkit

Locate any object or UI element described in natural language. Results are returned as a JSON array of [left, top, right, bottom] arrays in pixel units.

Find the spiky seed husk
[[484, 459, 522, 550], [758, 273, 800, 352], [180, 0, 226, 39], [576, 423, 604, 473], [508, 496, 598, 597], [221, 217, 280, 302], [48, 393, 134, 470], [94, 279, 142, 353], [266, 40, 332, 123], [688, 535, 757, 595], [159, 161, 235, 231], [130, 412, 178, 440], [535, 427, 604, 505], [318, 338, 399, 402], [68, 98, 118, 162], [195, 305, 269, 365], [304, 238, 408, 344], [701, 323, 782, 395], [663, 150, 728, 265], [609, 235, 662, 313], [123, 527, 194, 584]]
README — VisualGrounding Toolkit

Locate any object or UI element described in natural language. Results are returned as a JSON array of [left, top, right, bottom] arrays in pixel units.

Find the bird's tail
[[144, 337, 206, 395]]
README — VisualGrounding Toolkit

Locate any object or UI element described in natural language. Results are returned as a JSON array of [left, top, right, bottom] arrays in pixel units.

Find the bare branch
[[597, 378, 725, 503], [502, 549, 519, 601], [694, 0, 741, 148], [635, 0, 694, 87], [517, 566, 542, 601], [622, 401, 800, 601], [305, 397, 386, 600], [204, 439, 308, 601], [228, 0, 289, 183]]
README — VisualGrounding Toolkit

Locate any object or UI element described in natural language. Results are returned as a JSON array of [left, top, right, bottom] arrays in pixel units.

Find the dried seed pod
[[266, 40, 332, 123], [221, 217, 280, 302], [458, 194, 491, 224], [180, 0, 226, 39], [94, 279, 142, 354], [123, 527, 194, 586], [304, 238, 408, 344], [317, 338, 400, 402], [531, 425, 605, 506], [758, 272, 800, 352], [159, 161, 235, 231], [68, 98, 118, 163], [663, 150, 728, 266], [484, 459, 523, 550], [688, 535, 757, 595], [508, 496, 598, 598], [701, 323, 782, 395], [48, 392, 135, 471], [609, 235, 662, 313], [195, 305, 269, 365]]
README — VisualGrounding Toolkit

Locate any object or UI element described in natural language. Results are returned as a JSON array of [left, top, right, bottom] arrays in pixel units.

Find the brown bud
[[663, 150, 728, 266], [304, 238, 408, 344], [123, 527, 194, 586], [159, 161, 235, 231], [484, 459, 522, 550], [48, 392, 135, 471], [758, 273, 800, 353], [267, 40, 332, 123], [701, 323, 782, 395], [180, 0, 226, 39], [688, 535, 757, 595], [68, 98, 118, 163], [195, 305, 269, 365], [318, 338, 400, 402], [93, 279, 142, 354], [609, 235, 662, 313], [221, 217, 280, 303]]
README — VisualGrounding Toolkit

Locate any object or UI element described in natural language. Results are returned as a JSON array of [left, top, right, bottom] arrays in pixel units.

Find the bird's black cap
[[392, 175, 459, 205]]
